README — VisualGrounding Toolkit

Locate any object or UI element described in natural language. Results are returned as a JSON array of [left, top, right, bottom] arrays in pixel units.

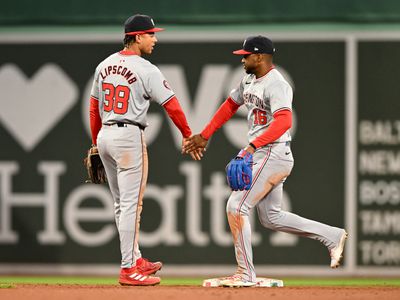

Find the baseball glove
[[84, 145, 107, 184], [226, 149, 253, 191]]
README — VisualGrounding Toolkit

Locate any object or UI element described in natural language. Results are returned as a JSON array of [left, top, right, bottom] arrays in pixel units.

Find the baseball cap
[[233, 36, 275, 55], [124, 14, 164, 35]]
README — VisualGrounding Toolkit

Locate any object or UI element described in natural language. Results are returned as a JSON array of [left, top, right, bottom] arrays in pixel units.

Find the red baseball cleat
[[119, 267, 160, 286], [135, 257, 163, 275]]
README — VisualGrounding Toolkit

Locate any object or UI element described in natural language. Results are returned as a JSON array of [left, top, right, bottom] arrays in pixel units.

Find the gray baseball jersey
[[92, 50, 175, 269], [230, 69, 292, 143], [91, 51, 175, 127], [225, 68, 345, 283]]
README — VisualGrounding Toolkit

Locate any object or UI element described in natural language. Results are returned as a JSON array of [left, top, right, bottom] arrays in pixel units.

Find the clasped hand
[[182, 134, 208, 161]]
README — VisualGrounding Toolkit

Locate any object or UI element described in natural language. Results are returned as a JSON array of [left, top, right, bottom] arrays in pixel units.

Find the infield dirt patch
[[1, 285, 400, 300]]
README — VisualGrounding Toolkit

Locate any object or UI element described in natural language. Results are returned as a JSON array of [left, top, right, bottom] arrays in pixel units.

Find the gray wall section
[[3, 0, 400, 25]]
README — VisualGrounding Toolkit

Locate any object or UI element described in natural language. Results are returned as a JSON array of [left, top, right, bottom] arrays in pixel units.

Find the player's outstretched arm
[[183, 97, 240, 154], [162, 96, 192, 138]]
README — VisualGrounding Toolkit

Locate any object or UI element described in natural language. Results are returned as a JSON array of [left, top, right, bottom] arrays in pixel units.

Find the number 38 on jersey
[[102, 82, 130, 115]]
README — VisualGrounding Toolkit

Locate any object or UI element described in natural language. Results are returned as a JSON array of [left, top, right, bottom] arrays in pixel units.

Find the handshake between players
[[182, 134, 208, 161]]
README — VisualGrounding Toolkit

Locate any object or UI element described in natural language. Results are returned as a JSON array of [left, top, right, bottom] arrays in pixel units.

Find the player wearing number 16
[[183, 36, 347, 287], [88, 14, 200, 286]]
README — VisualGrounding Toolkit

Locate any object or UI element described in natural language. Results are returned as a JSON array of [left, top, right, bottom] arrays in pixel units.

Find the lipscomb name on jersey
[[100, 65, 137, 84], [243, 92, 268, 110]]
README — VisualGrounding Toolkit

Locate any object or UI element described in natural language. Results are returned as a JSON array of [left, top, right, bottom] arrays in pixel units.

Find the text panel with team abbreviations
[[357, 41, 400, 267]]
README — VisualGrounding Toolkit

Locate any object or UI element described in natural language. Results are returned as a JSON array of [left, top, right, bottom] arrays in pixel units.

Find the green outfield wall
[[3, 0, 400, 25], [0, 30, 399, 276]]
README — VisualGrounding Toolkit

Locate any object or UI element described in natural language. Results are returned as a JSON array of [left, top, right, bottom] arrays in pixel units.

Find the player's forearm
[[201, 97, 240, 140], [89, 97, 102, 145], [163, 96, 192, 138], [251, 109, 292, 149]]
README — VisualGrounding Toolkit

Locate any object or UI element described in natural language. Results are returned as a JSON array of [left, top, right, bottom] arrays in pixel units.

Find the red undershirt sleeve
[[251, 109, 292, 149], [89, 97, 102, 145], [200, 97, 240, 140], [162, 96, 192, 138]]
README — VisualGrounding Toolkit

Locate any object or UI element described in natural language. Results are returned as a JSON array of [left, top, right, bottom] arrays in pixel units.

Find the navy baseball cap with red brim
[[125, 28, 164, 35], [233, 49, 253, 55], [124, 14, 164, 35], [233, 35, 275, 55]]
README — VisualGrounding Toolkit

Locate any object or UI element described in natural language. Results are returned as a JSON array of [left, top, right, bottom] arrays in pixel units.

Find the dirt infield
[[1, 285, 400, 300]]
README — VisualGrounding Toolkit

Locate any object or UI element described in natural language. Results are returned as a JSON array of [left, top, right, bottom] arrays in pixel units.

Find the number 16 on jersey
[[253, 108, 267, 125]]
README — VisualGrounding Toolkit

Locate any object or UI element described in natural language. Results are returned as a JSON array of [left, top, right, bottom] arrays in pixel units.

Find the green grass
[[0, 276, 399, 287], [0, 276, 202, 286], [284, 278, 400, 287]]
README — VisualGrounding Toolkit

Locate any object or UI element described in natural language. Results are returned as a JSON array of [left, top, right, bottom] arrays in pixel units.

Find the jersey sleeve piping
[[272, 107, 292, 114], [230, 96, 242, 106], [160, 94, 176, 106]]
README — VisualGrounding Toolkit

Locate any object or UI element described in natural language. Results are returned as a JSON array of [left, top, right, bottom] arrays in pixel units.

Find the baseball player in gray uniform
[[183, 36, 348, 287], [89, 14, 200, 286]]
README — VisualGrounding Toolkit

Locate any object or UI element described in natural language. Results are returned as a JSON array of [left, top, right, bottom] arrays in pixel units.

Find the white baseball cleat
[[330, 230, 348, 268], [220, 274, 257, 287]]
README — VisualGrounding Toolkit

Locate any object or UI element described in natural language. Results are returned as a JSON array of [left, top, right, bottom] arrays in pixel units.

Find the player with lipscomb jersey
[[89, 14, 201, 286], [183, 36, 348, 287]]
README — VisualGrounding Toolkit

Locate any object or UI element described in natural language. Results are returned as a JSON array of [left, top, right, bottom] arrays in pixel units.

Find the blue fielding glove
[[226, 149, 253, 191]]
